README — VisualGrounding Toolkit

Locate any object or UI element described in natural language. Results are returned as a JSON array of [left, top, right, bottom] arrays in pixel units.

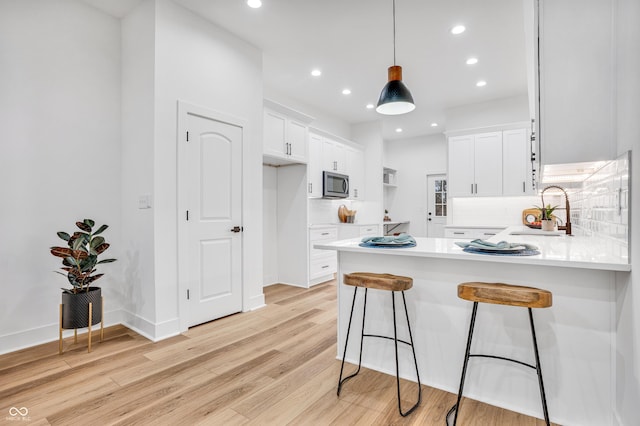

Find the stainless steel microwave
[[323, 171, 349, 198]]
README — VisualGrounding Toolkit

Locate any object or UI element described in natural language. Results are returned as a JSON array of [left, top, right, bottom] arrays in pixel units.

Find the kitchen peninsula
[[315, 227, 630, 425]]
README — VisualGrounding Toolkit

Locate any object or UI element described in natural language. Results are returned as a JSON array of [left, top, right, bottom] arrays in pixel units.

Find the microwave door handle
[[343, 179, 349, 194]]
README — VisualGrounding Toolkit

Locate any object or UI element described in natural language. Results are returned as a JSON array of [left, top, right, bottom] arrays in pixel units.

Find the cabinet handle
[[453, 232, 465, 235], [475, 183, 478, 194], [308, 183, 312, 193], [321, 232, 330, 235], [523, 181, 526, 192], [483, 233, 496, 236], [321, 265, 329, 269], [354, 189, 358, 198], [471, 184, 474, 194]]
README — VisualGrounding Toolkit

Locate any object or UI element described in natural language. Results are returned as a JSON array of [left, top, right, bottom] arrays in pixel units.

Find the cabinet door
[[263, 109, 286, 157], [503, 129, 530, 195], [308, 133, 323, 198], [448, 135, 475, 197], [288, 119, 308, 163], [334, 143, 346, 173], [322, 139, 338, 171], [473, 132, 502, 196], [346, 147, 365, 200]]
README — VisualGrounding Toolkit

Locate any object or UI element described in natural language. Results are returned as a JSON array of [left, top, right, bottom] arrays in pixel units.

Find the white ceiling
[[82, 0, 529, 140]]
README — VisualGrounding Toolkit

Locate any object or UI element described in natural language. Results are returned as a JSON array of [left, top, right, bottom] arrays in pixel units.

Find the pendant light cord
[[393, 0, 396, 65]]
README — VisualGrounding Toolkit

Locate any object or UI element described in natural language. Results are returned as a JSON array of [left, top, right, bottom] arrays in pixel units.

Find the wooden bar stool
[[337, 272, 421, 417], [446, 282, 553, 426]]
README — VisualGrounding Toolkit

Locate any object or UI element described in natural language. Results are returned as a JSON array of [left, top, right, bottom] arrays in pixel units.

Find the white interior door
[[427, 174, 447, 237], [185, 111, 243, 327]]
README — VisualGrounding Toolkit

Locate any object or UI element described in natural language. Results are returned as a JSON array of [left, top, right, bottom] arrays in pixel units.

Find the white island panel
[[318, 227, 628, 425]]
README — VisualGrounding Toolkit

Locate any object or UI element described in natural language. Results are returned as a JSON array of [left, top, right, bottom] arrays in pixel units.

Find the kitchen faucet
[[541, 185, 572, 235]]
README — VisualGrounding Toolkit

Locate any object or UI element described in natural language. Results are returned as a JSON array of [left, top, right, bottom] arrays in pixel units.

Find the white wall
[[152, 0, 264, 336], [383, 134, 447, 237], [351, 121, 384, 224], [0, 0, 123, 353], [120, 0, 157, 338], [445, 94, 529, 132], [614, 0, 640, 422], [262, 165, 278, 285]]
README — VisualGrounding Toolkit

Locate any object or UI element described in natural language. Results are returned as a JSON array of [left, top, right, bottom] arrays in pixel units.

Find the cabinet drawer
[[310, 227, 337, 241], [444, 229, 473, 239], [311, 244, 334, 260], [310, 255, 337, 279], [359, 225, 379, 237]]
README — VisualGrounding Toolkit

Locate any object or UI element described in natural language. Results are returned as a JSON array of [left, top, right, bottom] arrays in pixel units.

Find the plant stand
[[58, 297, 104, 354]]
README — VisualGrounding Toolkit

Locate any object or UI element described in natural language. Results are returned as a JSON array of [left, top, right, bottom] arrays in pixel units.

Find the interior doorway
[[178, 102, 244, 328], [426, 174, 447, 237]]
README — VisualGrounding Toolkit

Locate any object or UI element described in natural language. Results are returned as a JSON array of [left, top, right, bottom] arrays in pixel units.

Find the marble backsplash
[[570, 151, 630, 245]]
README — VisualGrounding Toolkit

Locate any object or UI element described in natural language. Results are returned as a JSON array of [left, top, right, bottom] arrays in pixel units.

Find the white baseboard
[[0, 308, 124, 356], [245, 292, 265, 311], [119, 310, 181, 342]]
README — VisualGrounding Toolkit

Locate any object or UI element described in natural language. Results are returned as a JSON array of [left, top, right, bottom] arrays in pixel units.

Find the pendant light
[[376, 0, 415, 115]]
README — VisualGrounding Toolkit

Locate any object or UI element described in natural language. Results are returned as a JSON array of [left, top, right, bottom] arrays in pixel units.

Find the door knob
[[230, 226, 243, 233]]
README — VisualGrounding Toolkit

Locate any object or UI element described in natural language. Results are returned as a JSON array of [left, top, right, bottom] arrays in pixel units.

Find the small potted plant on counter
[[536, 204, 558, 231], [51, 219, 116, 353]]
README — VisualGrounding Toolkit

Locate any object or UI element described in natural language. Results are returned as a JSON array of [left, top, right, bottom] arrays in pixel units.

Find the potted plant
[[51, 219, 116, 331], [535, 204, 558, 231]]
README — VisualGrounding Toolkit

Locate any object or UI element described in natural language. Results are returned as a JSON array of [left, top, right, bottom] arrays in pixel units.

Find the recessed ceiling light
[[466, 57, 478, 65], [476, 80, 487, 87], [451, 25, 466, 35], [247, 0, 262, 8], [342, 89, 351, 95], [366, 103, 374, 109], [310, 69, 322, 77], [395, 128, 403, 133], [431, 122, 438, 127]]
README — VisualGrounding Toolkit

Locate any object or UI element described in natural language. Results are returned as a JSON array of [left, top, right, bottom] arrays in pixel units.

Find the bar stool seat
[[447, 282, 553, 426], [338, 272, 421, 417]]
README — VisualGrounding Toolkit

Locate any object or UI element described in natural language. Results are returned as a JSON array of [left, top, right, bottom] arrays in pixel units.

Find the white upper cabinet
[[448, 132, 502, 197], [307, 133, 323, 198], [538, 0, 615, 164], [449, 128, 534, 198], [322, 138, 346, 173], [308, 131, 365, 199], [263, 104, 311, 165], [502, 128, 534, 196], [346, 146, 365, 200]]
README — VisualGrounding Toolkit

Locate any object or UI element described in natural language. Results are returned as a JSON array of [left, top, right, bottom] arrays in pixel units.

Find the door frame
[[426, 172, 447, 237], [177, 100, 247, 332]]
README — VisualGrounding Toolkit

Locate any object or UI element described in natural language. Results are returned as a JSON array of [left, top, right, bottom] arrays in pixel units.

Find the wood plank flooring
[[0, 281, 554, 425]]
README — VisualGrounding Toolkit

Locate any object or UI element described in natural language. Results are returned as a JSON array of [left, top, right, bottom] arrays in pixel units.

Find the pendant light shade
[[376, 65, 415, 115], [376, 0, 415, 115]]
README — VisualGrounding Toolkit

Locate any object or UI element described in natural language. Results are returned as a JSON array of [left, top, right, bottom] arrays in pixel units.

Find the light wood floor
[[0, 281, 553, 425]]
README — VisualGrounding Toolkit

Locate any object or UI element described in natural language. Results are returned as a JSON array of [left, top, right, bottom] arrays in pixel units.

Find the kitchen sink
[[509, 231, 562, 237]]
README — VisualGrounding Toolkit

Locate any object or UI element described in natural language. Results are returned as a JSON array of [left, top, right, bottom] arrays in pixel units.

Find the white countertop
[[314, 226, 630, 272]]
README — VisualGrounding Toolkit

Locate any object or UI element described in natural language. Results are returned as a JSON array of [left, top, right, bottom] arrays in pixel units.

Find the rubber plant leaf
[[97, 258, 117, 264], [83, 219, 95, 228], [51, 247, 73, 258], [95, 243, 110, 255], [76, 221, 91, 232], [57, 232, 71, 241], [93, 224, 108, 236]]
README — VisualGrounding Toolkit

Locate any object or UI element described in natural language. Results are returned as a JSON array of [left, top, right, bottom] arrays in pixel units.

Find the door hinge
[[186, 131, 189, 142], [186, 210, 189, 221], [187, 289, 190, 300]]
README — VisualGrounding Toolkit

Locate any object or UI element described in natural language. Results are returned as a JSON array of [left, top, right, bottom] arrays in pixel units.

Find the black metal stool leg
[[529, 308, 550, 426], [337, 287, 368, 395], [446, 301, 479, 426], [394, 290, 421, 417]]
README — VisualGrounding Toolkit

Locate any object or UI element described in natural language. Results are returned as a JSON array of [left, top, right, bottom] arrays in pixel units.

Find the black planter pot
[[61, 287, 102, 329]]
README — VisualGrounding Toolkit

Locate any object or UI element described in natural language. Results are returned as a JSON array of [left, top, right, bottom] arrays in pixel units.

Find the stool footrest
[[363, 333, 412, 347], [469, 353, 536, 370]]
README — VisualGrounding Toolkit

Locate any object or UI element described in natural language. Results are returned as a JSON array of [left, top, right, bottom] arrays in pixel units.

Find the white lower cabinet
[[337, 224, 381, 240], [309, 226, 337, 285], [444, 227, 505, 239]]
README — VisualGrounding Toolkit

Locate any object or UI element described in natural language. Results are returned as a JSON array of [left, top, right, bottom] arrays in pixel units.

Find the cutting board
[[522, 208, 541, 225]]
